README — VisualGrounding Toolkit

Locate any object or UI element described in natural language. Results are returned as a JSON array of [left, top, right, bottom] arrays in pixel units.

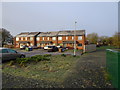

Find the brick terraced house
[[36, 30, 86, 50], [14, 32, 40, 48], [14, 30, 86, 50]]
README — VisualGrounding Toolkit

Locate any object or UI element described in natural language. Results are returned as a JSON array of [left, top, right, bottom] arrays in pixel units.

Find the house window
[[72, 36, 74, 40], [52, 37, 56, 40], [47, 37, 49, 40], [66, 37, 68, 40], [16, 37, 19, 41], [25, 37, 27, 40], [37, 43, 40, 46], [30, 37, 33, 41], [27, 37, 30, 40], [43, 37, 44, 40], [78, 36, 82, 40], [78, 43, 82, 47], [21, 37, 23, 40], [58, 37, 62, 40], [30, 43, 33, 46], [37, 37, 40, 41]]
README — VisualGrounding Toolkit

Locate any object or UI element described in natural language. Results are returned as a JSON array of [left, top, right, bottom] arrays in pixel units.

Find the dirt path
[[63, 49, 113, 88]]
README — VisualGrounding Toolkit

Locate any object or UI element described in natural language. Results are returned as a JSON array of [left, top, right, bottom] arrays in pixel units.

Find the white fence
[[83, 44, 96, 53]]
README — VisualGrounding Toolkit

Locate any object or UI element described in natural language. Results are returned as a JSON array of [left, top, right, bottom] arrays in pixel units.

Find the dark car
[[48, 46, 58, 52], [0, 47, 25, 62], [57, 46, 66, 52]]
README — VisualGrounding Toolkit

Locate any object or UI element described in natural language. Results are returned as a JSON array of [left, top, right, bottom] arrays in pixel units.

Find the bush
[[8, 60, 15, 66], [43, 54, 52, 57], [61, 54, 66, 57], [13, 55, 50, 67]]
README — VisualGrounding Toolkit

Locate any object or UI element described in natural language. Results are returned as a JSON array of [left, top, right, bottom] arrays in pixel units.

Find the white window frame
[[66, 36, 68, 40], [52, 37, 56, 40], [21, 37, 23, 40], [72, 36, 74, 40], [16, 37, 19, 41], [43, 37, 44, 40], [78, 36, 82, 40], [58, 37, 62, 40], [25, 37, 27, 40], [37, 43, 40, 46], [37, 37, 40, 41], [30, 37, 33, 41], [30, 43, 33, 46], [47, 37, 49, 40]]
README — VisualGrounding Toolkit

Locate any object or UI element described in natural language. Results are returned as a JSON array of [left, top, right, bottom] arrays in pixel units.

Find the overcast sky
[[1, 2, 118, 36]]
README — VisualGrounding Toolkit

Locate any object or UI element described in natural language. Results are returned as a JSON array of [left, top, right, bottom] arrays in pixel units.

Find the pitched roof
[[38, 31, 59, 37], [16, 30, 85, 37], [37, 30, 85, 37], [16, 32, 40, 37], [58, 30, 85, 36]]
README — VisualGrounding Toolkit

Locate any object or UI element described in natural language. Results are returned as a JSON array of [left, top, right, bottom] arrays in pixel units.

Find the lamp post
[[74, 21, 77, 56]]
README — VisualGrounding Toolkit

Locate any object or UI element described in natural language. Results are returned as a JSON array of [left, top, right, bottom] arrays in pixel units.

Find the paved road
[[15, 49, 82, 57]]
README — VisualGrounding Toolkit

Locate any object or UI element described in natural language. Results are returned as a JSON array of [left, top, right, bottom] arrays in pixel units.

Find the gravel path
[[2, 49, 114, 88], [63, 49, 113, 88]]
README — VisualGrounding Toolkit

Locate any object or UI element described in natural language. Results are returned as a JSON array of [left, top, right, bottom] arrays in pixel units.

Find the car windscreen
[[48, 46, 54, 48], [0, 49, 8, 53]]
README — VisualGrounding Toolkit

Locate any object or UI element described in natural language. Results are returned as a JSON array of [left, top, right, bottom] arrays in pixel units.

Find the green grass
[[96, 46, 117, 50], [2, 55, 80, 83]]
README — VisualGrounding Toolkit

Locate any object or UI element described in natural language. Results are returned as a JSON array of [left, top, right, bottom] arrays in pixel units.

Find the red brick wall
[[14, 36, 36, 48]]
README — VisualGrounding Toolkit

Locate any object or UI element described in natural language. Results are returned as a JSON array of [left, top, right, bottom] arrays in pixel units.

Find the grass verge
[[2, 55, 80, 83]]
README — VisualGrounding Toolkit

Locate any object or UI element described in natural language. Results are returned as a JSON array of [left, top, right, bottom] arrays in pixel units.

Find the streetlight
[[74, 21, 77, 56]]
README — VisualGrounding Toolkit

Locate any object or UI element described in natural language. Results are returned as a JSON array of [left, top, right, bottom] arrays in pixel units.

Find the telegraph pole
[[74, 21, 77, 56]]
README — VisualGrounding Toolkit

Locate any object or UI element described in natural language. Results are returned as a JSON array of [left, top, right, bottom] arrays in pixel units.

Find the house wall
[[14, 36, 36, 48], [14, 31, 86, 50], [36, 35, 86, 49]]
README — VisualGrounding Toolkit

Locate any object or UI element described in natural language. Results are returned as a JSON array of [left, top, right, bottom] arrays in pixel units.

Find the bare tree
[[0, 28, 13, 47], [87, 33, 99, 44], [112, 32, 120, 48]]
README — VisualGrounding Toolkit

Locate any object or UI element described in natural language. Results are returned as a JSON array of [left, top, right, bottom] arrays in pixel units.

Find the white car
[[44, 45, 55, 50], [44, 46, 48, 50]]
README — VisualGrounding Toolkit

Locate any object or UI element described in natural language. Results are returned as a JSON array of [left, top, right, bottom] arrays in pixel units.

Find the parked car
[[31, 46, 38, 49], [44, 45, 54, 50], [57, 46, 66, 52], [48, 46, 58, 52], [20, 45, 28, 50], [0, 47, 25, 62], [66, 47, 74, 49], [44, 45, 49, 50], [57, 46, 63, 48]]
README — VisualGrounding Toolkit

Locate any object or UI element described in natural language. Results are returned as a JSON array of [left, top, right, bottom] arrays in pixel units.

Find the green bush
[[61, 54, 66, 57], [8, 60, 15, 66], [14, 55, 50, 67], [43, 54, 52, 57]]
